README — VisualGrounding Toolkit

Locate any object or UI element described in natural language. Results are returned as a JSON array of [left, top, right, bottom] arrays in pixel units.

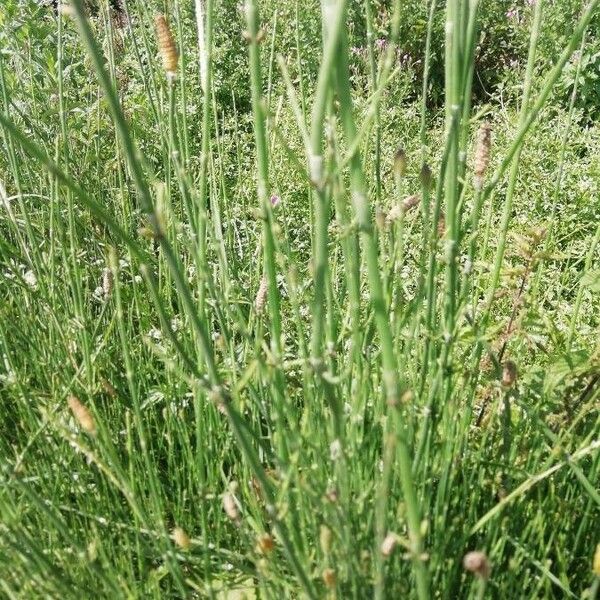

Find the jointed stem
[[333, 24, 429, 600]]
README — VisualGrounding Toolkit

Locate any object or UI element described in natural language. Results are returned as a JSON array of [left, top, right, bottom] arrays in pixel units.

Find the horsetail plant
[[1, 0, 599, 597]]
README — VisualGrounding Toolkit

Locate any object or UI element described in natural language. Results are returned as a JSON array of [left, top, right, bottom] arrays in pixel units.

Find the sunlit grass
[[0, 0, 599, 598]]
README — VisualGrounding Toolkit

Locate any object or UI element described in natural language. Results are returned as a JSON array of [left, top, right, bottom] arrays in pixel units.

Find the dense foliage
[[0, 0, 598, 598]]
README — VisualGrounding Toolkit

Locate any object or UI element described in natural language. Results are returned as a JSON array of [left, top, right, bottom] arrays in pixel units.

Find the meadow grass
[[0, 0, 599, 597]]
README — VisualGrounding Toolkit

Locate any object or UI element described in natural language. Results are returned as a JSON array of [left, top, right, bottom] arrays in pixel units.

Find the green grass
[[0, 0, 599, 598]]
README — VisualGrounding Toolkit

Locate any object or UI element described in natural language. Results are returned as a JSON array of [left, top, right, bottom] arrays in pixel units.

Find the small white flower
[[0, 367, 17, 386], [148, 327, 162, 340], [463, 258, 473, 274], [330, 439, 342, 461], [23, 270, 37, 289]]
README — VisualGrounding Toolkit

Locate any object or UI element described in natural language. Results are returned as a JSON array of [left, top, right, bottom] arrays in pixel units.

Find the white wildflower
[[330, 439, 342, 461], [148, 327, 162, 340], [23, 270, 37, 289]]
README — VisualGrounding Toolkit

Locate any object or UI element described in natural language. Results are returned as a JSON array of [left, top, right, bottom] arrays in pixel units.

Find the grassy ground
[[1, 0, 599, 598]]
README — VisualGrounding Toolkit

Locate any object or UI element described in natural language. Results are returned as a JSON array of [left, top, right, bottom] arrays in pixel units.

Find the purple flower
[[375, 38, 387, 51], [270, 194, 281, 207], [506, 7, 517, 18]]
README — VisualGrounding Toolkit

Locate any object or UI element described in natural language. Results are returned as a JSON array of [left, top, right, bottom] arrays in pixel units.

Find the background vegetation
[[0, 0, 599, 598]]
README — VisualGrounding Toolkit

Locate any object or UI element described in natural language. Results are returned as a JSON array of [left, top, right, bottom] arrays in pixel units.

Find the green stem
[[245, 0, 283, 358], [309, 0, 349, 362], [364, 0, 381, 203], [334, 26, 429, 600], [419, 0, 437, 160], [194, 0, 214, 315]]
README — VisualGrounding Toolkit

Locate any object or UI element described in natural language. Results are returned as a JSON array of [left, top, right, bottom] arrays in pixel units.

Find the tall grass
[[1, 0, 599, 597]]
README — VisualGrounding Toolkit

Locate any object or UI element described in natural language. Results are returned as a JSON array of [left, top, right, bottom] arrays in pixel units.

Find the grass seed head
[[593, 543, 600, 576], [474, 122, 492, 190], [256, 532, 274, 554], [501, 360, 518, 387], [59, 1, 75, 16], [87, 539, 98, 562], [322, 567, 336, 588], [402, 194, 421, 213], [386, 204, 403, 225], [101, 378, 117, 398], [223, 491, 240, 523], [320, 525, 332, 554], [437, 212, 446, 238], [401, 389, 414, 405], [381, 532, 397, 557], [394, 147, 407, 178], [154, 14, 178, 76], [255, 276, 268, 314], [172, 527, 191, 551], [102, 267, 113, 297], [325, 487, 339, 503], [375, 206, 386, 231], [463, 550, 491, 579], [67, 395, 96, 436], [420, 163, 432, 190]]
